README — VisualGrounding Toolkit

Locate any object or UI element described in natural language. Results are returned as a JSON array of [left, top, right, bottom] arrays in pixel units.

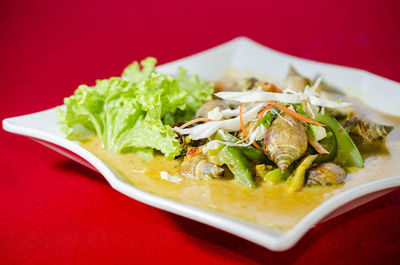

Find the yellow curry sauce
[[79, 68, 400, 230], [81, 136, 336, 229], [80, 100, 400, 229]]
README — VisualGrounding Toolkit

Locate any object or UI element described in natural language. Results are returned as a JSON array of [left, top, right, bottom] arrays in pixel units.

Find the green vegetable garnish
[[307, 124, 327, 141], [286, 155, 318, 192], [215, 129, 268, 163], [173, 67, 214, 122], [315, 128, 337, 163], [57, 57, 213, 159], [257, 107, 278, 128], [314, 111, 363, 168], [218, 146, 256, 188], [263, 165, 294, 184], [208, 131, 256, 188]]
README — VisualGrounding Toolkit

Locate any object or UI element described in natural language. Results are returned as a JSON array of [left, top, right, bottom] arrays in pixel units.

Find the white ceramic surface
[[3, 37, 400, 251]]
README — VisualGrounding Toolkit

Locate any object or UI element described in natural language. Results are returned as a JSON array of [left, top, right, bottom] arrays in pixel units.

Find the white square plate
[[3, 37, 400, 251]]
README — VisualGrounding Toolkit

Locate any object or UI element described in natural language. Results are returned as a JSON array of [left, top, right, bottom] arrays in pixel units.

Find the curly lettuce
[[57, 57, 213, 159], [173, 67, 214, 122]]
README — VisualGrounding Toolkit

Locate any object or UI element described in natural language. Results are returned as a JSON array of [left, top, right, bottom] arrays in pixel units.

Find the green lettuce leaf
[[122, 57, 157, 84], [173, 67, 214, 122], [57, 57, 213, 159]]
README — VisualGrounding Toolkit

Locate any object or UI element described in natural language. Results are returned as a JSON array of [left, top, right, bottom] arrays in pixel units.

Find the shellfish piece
[[326, 106, 354, 120], [345, 118, 394, 143], [307, 162, 347, 186], [238, 77, 259, 91], [283, 66, 311, 92], [213, 79, 238, 93], [194, 159, 224, 179], [214, 77, 270, 93], [194, 100, 229, 119], [263, 112, 308, 172], [179, 147, 224, 180]]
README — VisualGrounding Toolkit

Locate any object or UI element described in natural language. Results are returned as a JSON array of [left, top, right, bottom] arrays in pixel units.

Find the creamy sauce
[[328, 98, 400, 196], [79, 71, 400, 230], [81, 106, 400, 229], [81, 137, 336, 229]]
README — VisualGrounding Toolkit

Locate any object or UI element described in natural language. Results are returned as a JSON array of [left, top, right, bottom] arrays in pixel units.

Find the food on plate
[[57, 58, 399, 229], [307, 162, 347, 186], [263, 112, 308, 173], [57, 57, 213, 159]]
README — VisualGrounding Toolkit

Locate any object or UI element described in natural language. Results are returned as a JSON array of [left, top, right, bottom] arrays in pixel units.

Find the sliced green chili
[[208, 131, 256, 188], [217, 146, 256, 188], [263, 164, 294, 184], [314, 111, 363, 168], [286, 155, 318, 192], [315, 127, 337, 163], [215, 129, 268, 163]]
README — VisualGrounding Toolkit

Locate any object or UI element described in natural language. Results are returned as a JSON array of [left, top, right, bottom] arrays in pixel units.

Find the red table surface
[[1, 0, 400, 264]]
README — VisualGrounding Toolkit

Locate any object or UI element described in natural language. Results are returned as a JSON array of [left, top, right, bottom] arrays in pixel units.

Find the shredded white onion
[[203, 139, 252, 152], [215, 91, 301, 104], [252, 124, 266, 141], [202, 127, 263, 154], [220, 108, 240, 117], [307, 101, 315, 118], [216, 77, 351, 109], [176, 77, 350, 141], [309, 97, 351, 108], [207, 107, 223, 121], [174, 103, 266, 140]]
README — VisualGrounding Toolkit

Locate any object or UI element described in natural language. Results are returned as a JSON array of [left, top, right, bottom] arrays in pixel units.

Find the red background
[[1, 0, 400, 264]]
